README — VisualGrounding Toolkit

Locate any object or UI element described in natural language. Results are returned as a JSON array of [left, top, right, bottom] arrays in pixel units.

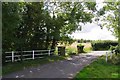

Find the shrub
[[91, 40, 118, 51], [110, 45, 116, 51]]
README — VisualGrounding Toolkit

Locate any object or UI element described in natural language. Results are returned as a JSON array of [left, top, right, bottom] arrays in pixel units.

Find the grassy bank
[[75, 55, 120, 78], [2, 55, 66, 75]]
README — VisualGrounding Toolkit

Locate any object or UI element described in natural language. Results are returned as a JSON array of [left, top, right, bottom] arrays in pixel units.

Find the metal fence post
[[12, 51, 14, 62], [32, 50, 34, 59], [48, 50, 50, 56]]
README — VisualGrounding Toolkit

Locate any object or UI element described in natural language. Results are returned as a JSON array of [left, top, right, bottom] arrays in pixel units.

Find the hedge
[[91, 40, 118, 51]]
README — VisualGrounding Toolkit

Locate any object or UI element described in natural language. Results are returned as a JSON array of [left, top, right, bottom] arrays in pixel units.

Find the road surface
[[2, 51, 108, 78]]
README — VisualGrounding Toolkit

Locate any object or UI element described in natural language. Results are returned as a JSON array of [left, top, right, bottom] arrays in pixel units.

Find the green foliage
[[77, 39, 92, 43], [109, 45, 116, 51], [2, 2, 23, 51], [115, 45, 120, 51], [85, 2, 96, 11], [77, 43, 84, 47], [100, 2, 120, 49], [2, 2, 96, 53], [91, 40, 118, 51], [60, 36, 75, 45]]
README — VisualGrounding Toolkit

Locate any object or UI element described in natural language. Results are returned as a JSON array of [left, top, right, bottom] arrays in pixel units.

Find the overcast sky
[[70, 23, 117, 40]]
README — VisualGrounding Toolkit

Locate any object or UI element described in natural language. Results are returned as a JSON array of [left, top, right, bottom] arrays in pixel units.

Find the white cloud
[[70, 23, 117, 40], [96, 0, 104, 3]]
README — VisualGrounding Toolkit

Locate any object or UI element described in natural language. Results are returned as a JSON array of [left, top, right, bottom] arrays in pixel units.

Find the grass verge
[[2, 55, 66, 75], [74, 55, 120, 78]]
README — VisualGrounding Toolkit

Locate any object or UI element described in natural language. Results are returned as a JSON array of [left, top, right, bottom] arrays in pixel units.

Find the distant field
[[82, 43, 92, 49], [58, 42, 92, 53], [66, 42, 92, 48]]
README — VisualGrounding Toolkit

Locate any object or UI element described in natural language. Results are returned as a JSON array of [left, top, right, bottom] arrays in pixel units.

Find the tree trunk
[[45, 27, 50, 49], [20, 50, 23, 62], [51, 38, 56, 50], [2, 50, 6, 65]]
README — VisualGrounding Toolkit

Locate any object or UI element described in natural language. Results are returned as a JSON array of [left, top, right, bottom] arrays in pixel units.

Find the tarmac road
[[2, 51, 108, 78]]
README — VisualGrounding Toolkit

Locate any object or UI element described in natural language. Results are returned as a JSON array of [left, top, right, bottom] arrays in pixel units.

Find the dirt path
[[2, 51, 108, 78]]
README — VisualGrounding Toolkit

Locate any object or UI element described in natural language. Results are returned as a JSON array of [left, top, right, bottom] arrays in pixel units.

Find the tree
[[2, 2, 23, 51], [98, 2, 120, 49], [49, 2, 96, 46], [2, 2, 97, 52]]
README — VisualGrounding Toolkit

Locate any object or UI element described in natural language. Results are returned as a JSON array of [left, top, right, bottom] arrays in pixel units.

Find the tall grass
[[66, 47, 77, 55]]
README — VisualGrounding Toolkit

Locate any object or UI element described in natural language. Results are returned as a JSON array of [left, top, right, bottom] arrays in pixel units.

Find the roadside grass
[[74, 55, 120, 78], [2, 55, 66, 75]]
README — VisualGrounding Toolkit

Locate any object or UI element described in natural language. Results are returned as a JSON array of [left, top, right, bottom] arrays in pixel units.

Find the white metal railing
[[5, 49, 55, 62]]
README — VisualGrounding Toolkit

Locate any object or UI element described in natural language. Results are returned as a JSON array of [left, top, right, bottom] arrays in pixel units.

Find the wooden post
[[48, 50, 50, 56], [32, 50, 34, 59], [58, 46, 65, 56], [12, 51, 14, 62], [20, 51, 23, 62], [106, 52, 108, 62]]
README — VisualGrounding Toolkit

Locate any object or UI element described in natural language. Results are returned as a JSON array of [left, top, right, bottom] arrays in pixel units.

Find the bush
[[91, 40, 118, 51], [110, 45, 120, 56], [110, 45, 116, 51]]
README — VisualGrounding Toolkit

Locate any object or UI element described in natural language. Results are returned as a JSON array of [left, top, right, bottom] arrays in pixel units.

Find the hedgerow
[[91, 40, 118, 51]]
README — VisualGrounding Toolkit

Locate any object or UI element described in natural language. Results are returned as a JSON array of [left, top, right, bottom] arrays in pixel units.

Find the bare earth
[[3, 51, 108, 78]]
